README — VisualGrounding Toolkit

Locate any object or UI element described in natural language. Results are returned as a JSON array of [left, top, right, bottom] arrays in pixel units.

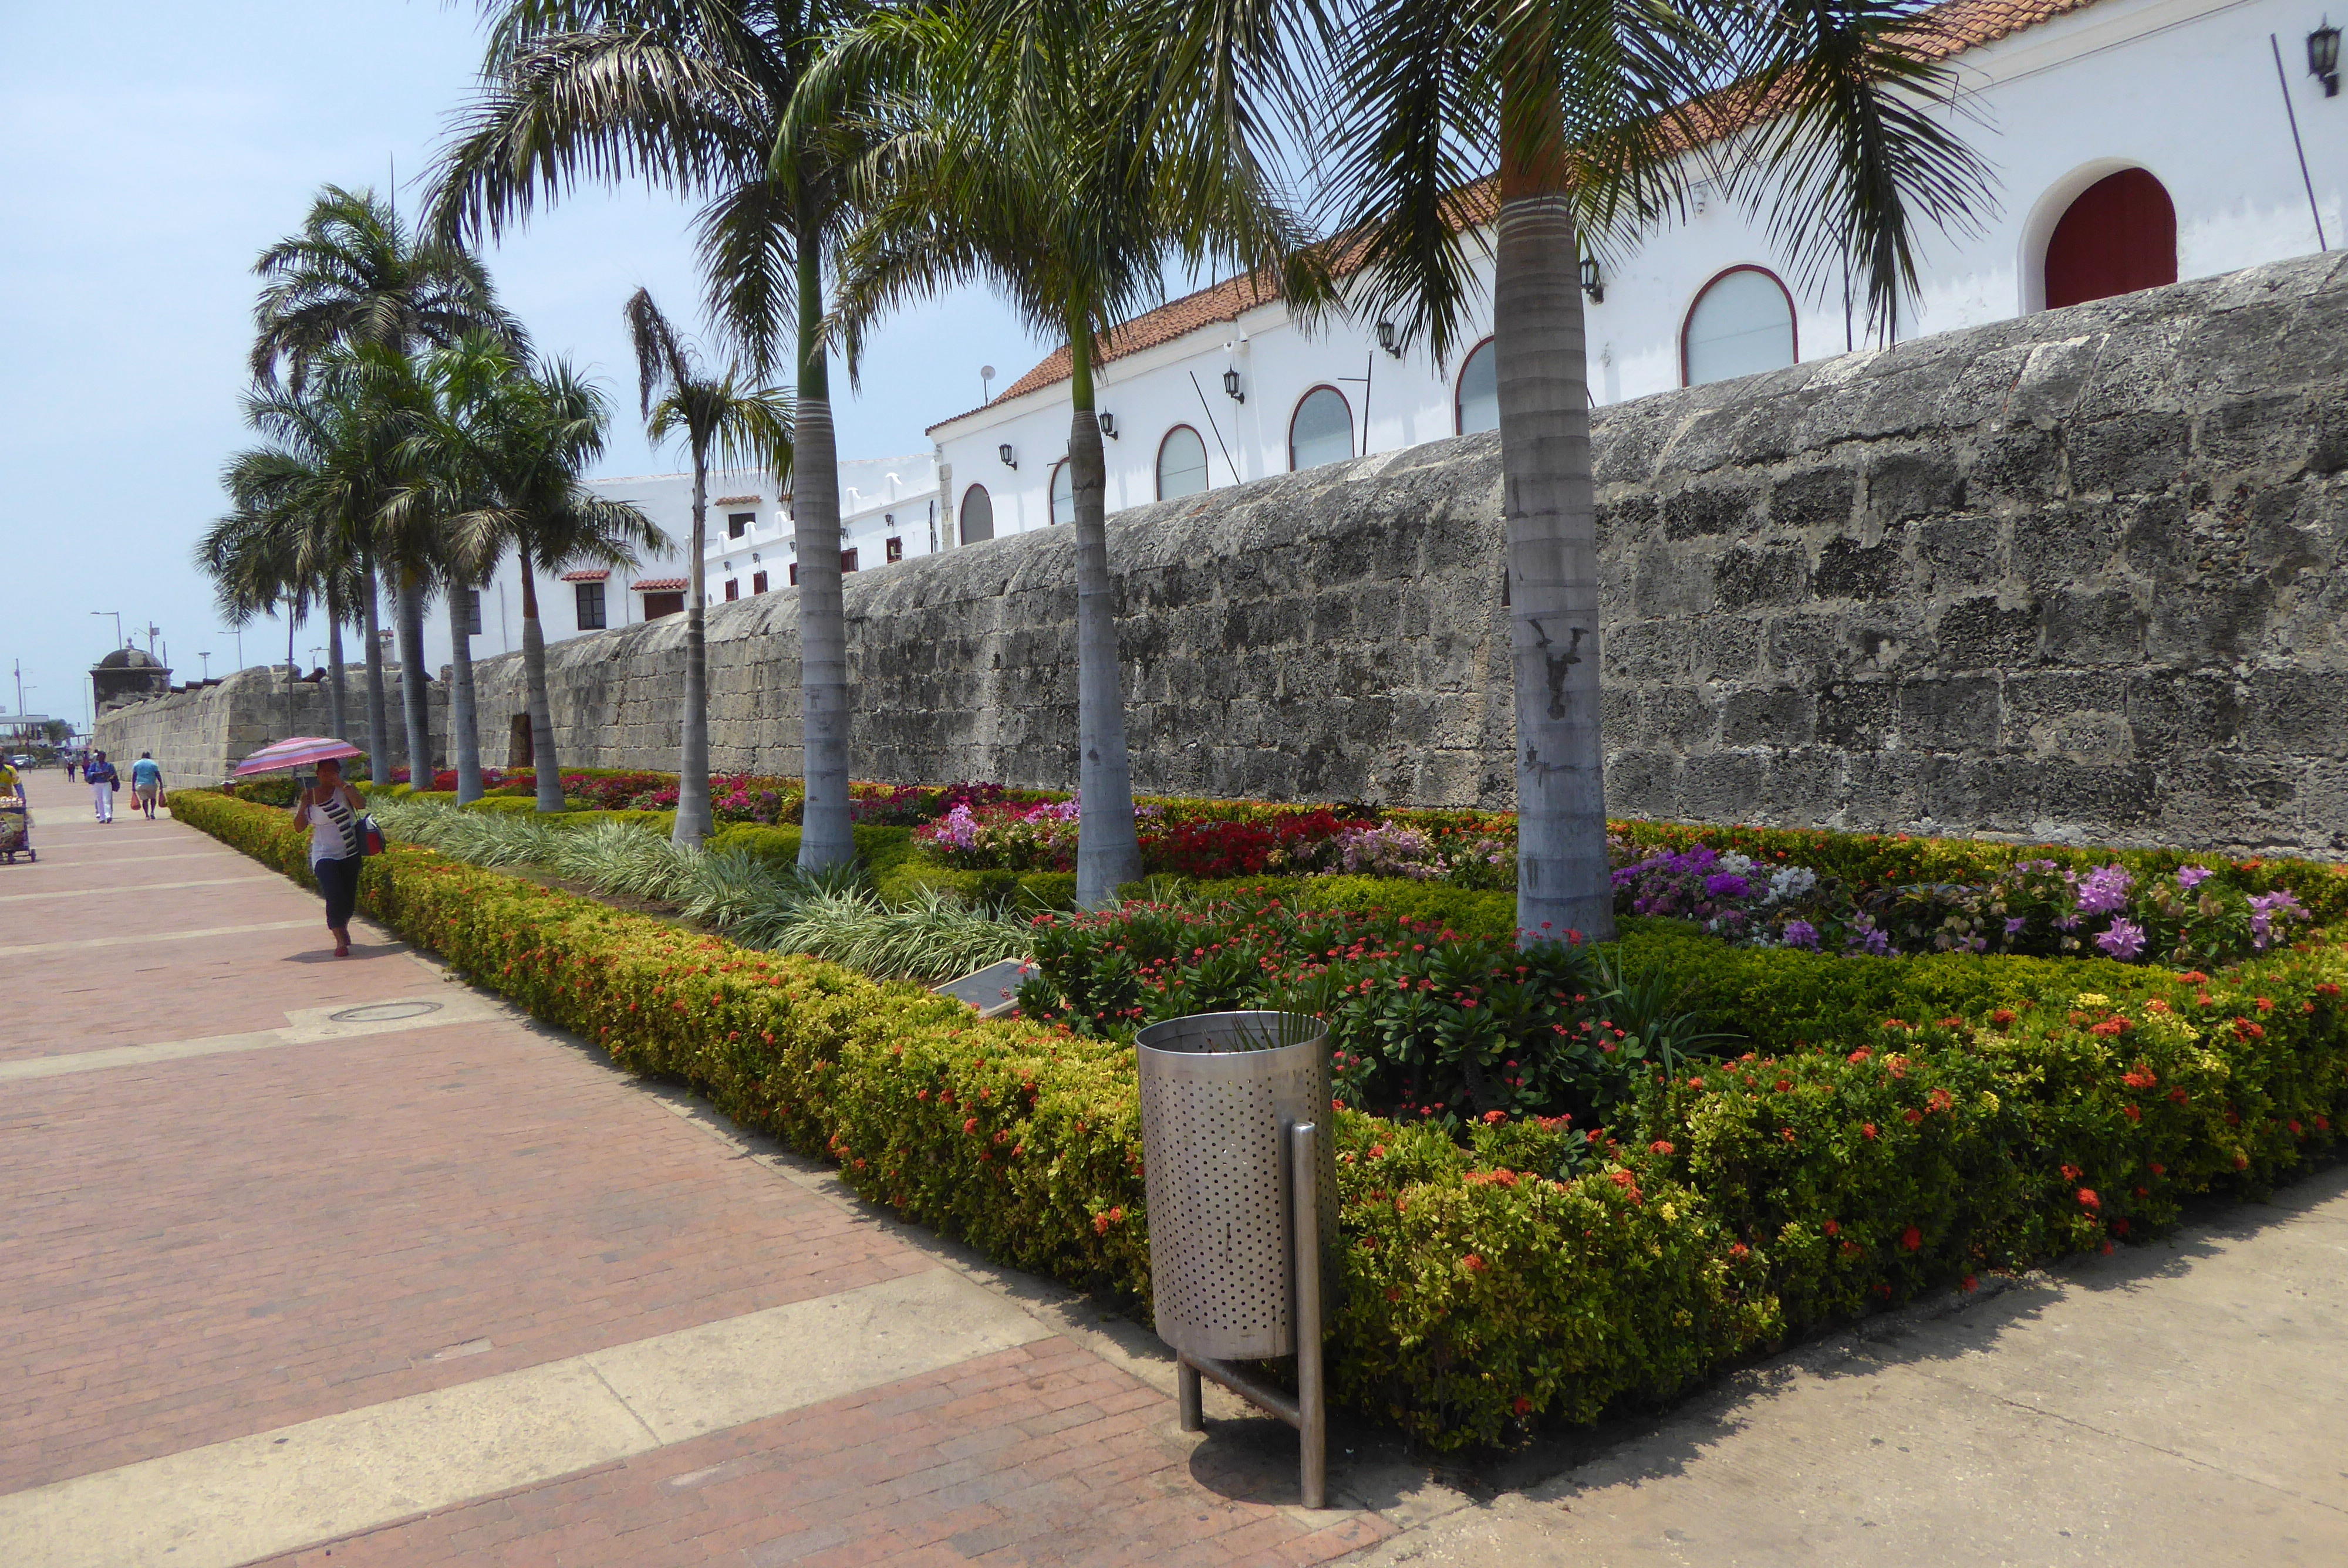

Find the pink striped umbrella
[[232, 736, 364, 776]]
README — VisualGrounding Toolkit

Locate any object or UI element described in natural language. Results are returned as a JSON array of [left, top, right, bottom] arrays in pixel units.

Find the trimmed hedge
[[171, 786, 2348, 1451]]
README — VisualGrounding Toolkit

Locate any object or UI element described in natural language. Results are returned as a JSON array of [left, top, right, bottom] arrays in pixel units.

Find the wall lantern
[[998, 442, 1018, 469], [1222, 367, 1245, 403], [1580, 256, 1605, 303], [1376, 320, 1402, 357], [1098, 411, 1119, 438], [2313, 20, 2342, 95]]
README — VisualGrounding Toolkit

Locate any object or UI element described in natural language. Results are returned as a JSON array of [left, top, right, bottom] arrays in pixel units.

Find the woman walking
[[292, 756, 365, 957]]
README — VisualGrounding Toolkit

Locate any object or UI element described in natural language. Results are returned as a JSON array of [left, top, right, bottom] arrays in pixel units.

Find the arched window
[[1156, 425, 1210, 499], [1049, 459, 1075, 525], [2043, 168, 2177, 310], [1681, 266, 1797, 387], [1288, 386, 1354, 471], [1455, 337, 1499, 435], [959, 483, 994, 544]]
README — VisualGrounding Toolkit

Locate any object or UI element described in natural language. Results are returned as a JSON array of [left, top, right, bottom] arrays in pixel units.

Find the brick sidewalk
[[0, 770, 1393, 1567]]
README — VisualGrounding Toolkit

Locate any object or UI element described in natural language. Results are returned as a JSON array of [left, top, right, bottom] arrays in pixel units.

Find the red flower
[[1512, 1395, 1533, 1416], [2077, 1188, 2100, 1211], [1483, 1109, 1507, 1124], [1847, 1047, 1873, 1064], [2124, 1104, 2141, 1123], [1462, 1253, 1487, 1273], [1824, 1219, 1841, 1236], [1900, 1226, 1922, 1252], [1728, 1242, 1750, 1260], [2111, 1218, 2131, 1237], [1961, 1275, 1979, 1292], [964, 1117, 980, 1134], [2150, 1163, 2165, 1176], [1862, 1123, 1878, 1140], [2060, 1164, 2082, 1181], [1649, 1140, 1675, 1155], [1991, 1009, 2016, 1026], [1903, 1109, 1924, 1125]]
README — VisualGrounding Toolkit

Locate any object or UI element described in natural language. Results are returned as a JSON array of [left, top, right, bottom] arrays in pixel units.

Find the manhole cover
[[329, 1001, 443, 1024]]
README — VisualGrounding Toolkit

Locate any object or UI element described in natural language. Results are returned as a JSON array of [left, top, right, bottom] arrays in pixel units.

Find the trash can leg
[[1291, 1120, 1327, 1510], [1178, 1356, 1204, 1432]]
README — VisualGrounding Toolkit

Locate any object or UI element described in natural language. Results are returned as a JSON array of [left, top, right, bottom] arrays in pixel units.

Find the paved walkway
[[5, 766, 2345, 1567], [0, 770, 1386, 1568]]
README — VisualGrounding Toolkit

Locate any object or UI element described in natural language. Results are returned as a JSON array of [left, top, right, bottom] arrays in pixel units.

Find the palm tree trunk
[[325, 583, 347, 746], [794, 232, 855, 873], [361, 553, 391, 784], [1067, 327, 1142, 907], [518, 567, 564, 813], [672, 447, 713, 846], [1496, 57, 1614, 942], [397, 566, 433, 788], [448, 576, 483, 803]]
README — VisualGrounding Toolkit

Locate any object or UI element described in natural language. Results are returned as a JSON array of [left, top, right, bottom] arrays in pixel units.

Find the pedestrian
[[130, 752, 166, 820], [292, 757, 365, 957], [85, 751, 119, 823], [63, 752, 77, 783]]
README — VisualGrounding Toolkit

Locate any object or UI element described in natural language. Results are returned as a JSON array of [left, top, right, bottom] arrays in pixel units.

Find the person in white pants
[[86, 751, 118, 822]]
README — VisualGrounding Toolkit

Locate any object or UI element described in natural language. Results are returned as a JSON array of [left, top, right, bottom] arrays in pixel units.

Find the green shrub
[[167, 785, 2348, 1453]]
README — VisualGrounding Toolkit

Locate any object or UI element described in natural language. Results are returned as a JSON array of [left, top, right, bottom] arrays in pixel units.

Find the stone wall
[[95, 666, 447, 786], [146, 251, 2348, 856]]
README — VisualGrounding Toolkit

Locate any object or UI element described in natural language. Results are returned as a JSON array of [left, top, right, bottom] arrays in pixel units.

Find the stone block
[[1865, 451, 1965, 522], [2042, 589, 2144, 665], [1897, 677, 2000, 751], [1813, 536, 1908, 600], [1713, 543, 1807, 609], [1933, 596, 2041, 670]]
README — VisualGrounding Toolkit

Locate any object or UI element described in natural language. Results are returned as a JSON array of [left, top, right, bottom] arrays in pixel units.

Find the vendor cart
[[0, 794, 31, 864]]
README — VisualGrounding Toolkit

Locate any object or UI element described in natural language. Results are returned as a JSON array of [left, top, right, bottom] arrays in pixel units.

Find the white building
[[929, 0, 2346, 539], [414, 454, 938, 662]]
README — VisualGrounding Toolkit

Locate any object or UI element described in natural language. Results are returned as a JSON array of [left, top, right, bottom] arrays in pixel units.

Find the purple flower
[[1703, 872, 1753, 900], [2095, 917, 2147, 961], [1782, 920, 1820, 950], [2248, 889, 2306, 949], [2073, 864, 2135, 917], [2176, 865, 2212, 891], [2005, 916, 2029, 937]]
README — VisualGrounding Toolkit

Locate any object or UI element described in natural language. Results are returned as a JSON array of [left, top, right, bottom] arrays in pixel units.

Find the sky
[[0, 0, 1054, 737]]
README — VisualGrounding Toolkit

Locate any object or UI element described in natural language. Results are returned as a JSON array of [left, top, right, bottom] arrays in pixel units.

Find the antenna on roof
[[980, 364, 996, 403]]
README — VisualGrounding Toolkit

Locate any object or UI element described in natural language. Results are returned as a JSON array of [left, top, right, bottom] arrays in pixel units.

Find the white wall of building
[[411, 455, 938, 675], [933, 0, 2345, 538]]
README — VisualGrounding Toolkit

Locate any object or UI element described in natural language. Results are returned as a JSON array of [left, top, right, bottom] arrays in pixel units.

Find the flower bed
[[172, 785, 2348, 1451]]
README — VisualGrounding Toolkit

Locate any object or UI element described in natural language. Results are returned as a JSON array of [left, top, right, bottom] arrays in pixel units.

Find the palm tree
[[404, 333, 669, 812], [1155, 0, 1993, 940], [428, 0, 863, 872], [799, 0, 1327, 906], [223, 354, 403, 749], [625, 289, 792, 846], [252, 184, 519, 783]]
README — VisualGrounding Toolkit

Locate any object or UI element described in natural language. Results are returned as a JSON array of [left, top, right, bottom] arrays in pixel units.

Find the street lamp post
[[91, 610, 122, 648], [198, 652, 212, 681]]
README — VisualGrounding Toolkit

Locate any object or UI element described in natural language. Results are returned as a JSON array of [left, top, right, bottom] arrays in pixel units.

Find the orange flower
[[2077, 1188, 2100, 1211]]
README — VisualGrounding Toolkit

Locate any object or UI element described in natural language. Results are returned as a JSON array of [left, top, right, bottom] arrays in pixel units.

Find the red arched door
[[2043, 169, 2177, 309]]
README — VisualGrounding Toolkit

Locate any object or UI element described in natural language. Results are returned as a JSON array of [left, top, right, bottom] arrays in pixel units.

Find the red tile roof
[[928, 0, 2104, 426], [631, 578, 689, 593], [561, 569, 610, 582]]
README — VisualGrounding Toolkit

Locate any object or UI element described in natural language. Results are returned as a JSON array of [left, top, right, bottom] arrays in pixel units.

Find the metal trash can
[[1135, 1010, 1338, 1506]]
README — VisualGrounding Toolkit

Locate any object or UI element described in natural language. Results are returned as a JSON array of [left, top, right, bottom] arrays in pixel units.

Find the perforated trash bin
[[1135, 1010, 1337, 1361]]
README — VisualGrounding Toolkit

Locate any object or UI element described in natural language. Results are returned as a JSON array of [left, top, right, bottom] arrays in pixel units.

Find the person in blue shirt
[[130, 752, 165, 820], [85, 751, 119, 823]]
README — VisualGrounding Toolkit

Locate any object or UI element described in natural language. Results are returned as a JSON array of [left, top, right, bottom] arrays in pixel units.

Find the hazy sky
[[0, 1, 1052, 736]]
